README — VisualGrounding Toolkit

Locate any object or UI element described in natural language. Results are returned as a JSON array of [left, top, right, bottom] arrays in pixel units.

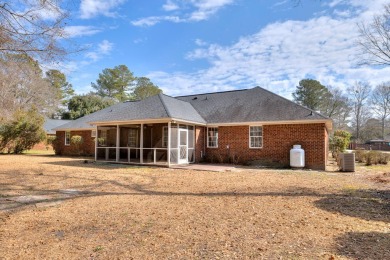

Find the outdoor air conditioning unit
[[338, 153, 355, 172]]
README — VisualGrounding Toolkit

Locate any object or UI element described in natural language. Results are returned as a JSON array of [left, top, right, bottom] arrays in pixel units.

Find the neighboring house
[[54, 87, 332, 170], [32, 118, 71, 150], [350, 139, 390, 151]]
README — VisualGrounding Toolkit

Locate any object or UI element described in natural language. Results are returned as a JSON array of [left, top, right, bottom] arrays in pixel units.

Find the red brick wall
[[203, 124, 327, 170], [195, 126, 206, 162], [55, 130, 95, 156]]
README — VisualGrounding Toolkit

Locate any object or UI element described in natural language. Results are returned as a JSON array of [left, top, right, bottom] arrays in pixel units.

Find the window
[[65, 131, 70, 146], [91, 130, 97, 137], [162, 126, 168, 147], [207, 127, 218, 148], [128, 128, 138, 147], [249, 126, 263, 148]]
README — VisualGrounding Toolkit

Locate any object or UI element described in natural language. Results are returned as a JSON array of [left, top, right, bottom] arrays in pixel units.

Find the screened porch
[[95, 123, 195, 166]]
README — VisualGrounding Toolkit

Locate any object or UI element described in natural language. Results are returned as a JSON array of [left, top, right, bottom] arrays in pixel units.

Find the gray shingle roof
[[44, 119, 71, 134], [55, 87, 331, 131], [55, 94, 206, 130], [176, 86, 329, 124]]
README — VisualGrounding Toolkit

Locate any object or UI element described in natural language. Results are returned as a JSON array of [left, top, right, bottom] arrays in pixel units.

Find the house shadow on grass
[[314, 189, 390, 223], [315, 189, 390, 259], [335, 232, 390, 259]]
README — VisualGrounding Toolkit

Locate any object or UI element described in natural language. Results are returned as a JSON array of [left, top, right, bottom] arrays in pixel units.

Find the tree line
[[293, 79, 390, 143], [0, 53, 161, 153]]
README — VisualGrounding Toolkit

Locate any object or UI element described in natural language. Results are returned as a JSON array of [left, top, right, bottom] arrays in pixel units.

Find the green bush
[[330, 130, 351, 158], [71, 135, 83, 155], [0, 109, 46, 154]]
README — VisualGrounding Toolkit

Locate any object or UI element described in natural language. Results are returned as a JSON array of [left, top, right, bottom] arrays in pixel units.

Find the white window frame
[[65, 131, 71, 146], [91, 130, 97, 137], [249, 126, 263, 148], [207, 127, 218, 148], [127, 128, 138, 147], [162, 126, 168, 148]]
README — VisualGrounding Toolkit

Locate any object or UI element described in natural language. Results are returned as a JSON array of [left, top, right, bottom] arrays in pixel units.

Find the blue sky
[[54, 0, 390, 99]]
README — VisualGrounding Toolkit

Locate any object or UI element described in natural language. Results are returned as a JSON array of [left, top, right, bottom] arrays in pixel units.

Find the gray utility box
[[338, 153, 355, 172]]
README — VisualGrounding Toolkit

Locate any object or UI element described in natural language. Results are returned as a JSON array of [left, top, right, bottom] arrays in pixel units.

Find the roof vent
[[204, 96, 208, 100], [192, 97, 198, 100]]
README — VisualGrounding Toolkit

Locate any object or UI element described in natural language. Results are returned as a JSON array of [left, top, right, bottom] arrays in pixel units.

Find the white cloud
[[85, 40, 114, 62], [131, 16, 183, 27], [148, 1, 390, 98], [163, 0, 180, 11], [63, 26, 101, 38], [98, 40, 114, 54], [79, 0, 127, 19], [131, 0, 235, 27], [195, 38, 208, 46]]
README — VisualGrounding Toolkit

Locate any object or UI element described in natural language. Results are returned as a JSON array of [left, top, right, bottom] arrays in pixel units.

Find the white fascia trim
[[207, 119, 332, 131], [170, 118, 206, 126], [89, 118, 172, 126], [89, 117, 206, 126], [55, 128, 94, 132]]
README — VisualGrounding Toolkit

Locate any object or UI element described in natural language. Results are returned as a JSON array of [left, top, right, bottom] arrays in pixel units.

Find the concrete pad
[[171, 164, 240, 172], [11, 195, 50, 203]]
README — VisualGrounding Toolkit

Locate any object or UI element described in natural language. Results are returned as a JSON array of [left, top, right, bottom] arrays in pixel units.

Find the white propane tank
[[290, 145, 305, 168]]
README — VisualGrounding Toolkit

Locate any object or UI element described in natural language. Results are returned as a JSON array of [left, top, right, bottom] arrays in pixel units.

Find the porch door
[[178, 129, 188, 164]]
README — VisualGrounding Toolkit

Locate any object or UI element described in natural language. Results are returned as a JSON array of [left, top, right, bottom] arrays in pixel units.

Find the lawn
[[0, 155, 389, 259]]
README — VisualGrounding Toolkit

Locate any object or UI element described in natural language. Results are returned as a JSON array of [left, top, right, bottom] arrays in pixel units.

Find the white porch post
[[140, 123, 144, 164], [116, 125, 120, 162], [94, 125, 98, 161], [168, 121, 171, 167]]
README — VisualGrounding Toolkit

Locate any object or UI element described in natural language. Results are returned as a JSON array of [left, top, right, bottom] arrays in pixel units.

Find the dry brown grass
[[0, 155, 389, 259]]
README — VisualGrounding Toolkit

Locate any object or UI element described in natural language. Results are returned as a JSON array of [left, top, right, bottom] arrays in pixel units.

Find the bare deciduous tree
[[0, 54, 59, 122], [347, 81, 372, 142], [321, 87, 351, 131], [0, 0, 69, 61], [371, 82, 390, 139], [357, 3, 390, 66]]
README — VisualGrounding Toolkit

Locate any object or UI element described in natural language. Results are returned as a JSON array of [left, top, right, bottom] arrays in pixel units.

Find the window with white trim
[[207, 127, 218, 148], [128, 128, 138, 147], [162, 126, 168, 147], [249, 126, 263, 148], [65, 131, 70, 146]]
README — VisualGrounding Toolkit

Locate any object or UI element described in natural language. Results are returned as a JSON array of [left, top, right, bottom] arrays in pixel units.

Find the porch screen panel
[[170, 124, 178, 164]]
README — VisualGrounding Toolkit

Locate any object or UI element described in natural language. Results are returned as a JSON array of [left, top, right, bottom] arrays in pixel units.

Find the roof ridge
[[175, 88, 248, 98], [252, 86, 330, 120], [158, 93, 172, 118]]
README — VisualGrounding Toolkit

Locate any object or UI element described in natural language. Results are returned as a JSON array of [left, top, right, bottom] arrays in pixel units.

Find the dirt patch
[[0, 154, 389, 259]]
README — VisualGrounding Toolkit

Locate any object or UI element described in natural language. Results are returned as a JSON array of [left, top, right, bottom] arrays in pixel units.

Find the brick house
[[54, 87, 332, 170]]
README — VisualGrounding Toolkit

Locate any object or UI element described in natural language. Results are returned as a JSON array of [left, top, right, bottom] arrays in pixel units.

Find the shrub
[[330, 130, 352, 158], [366, 151, 380, 166], [71, 135, 84, 155], [354, 149, 367, 163], [0, 109, 46, 154], [378, 153, 390, 165], [45, 136, 56, 150]]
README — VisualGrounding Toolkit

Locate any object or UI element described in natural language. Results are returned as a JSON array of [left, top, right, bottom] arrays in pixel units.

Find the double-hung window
[[65, 131, 70, 146], [207, 127, 218, 148], [249, 126, 263, 148]]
